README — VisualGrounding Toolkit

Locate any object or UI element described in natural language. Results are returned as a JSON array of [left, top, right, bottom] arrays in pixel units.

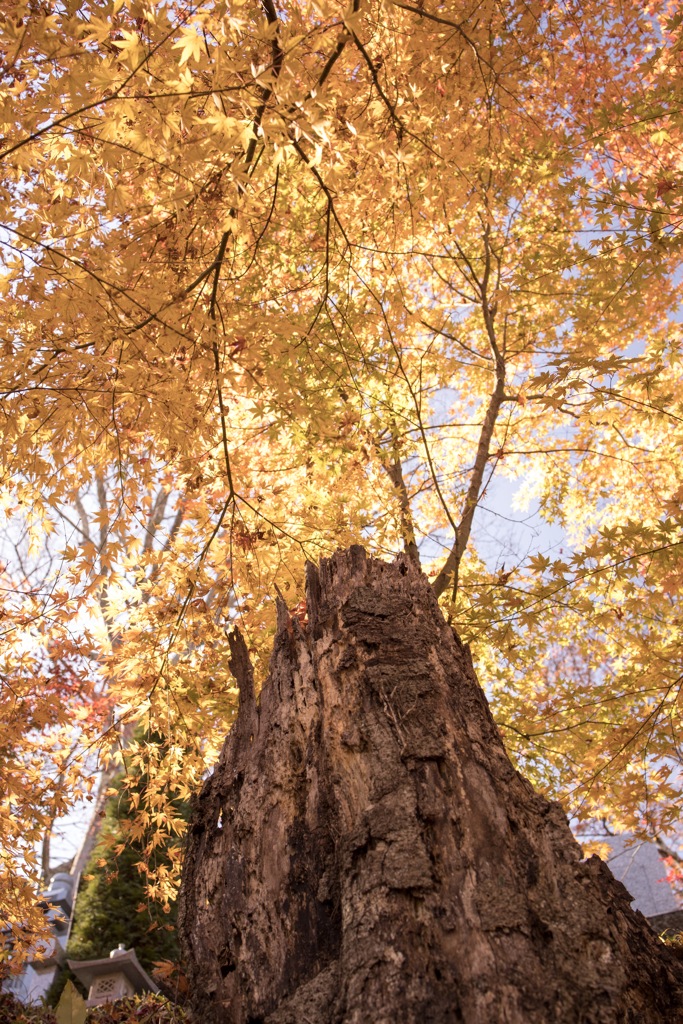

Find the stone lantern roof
[[67, 945, 159, 1007]]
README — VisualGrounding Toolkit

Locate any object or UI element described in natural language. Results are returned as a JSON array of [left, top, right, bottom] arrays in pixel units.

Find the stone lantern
[[67, 945, 159, 1007]]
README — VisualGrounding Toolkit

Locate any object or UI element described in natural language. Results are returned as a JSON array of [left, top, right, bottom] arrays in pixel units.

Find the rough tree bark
[[178, 547, 683, 1023]]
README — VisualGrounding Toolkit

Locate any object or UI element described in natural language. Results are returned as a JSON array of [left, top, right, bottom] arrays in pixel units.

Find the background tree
[[46, 765, 186, 1007]]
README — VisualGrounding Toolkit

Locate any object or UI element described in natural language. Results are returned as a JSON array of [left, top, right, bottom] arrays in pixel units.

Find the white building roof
[[594, 834, 681, 918]]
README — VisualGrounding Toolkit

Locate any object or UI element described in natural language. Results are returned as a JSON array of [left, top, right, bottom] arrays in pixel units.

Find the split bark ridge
[[178, 546, 683, 1023]]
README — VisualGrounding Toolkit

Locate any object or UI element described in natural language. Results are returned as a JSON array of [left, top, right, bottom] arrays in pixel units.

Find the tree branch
[[382, 431, 420, 566], [432, 226, 506, 600]]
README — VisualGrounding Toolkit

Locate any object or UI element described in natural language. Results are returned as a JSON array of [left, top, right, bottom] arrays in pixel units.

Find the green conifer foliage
[[47, 769, 186, 1007], [67, 778, 181, 968]]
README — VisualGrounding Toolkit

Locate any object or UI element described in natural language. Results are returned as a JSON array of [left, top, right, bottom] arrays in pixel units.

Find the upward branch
[[382, 428, 421, 567], [432, 225, 506, 600]]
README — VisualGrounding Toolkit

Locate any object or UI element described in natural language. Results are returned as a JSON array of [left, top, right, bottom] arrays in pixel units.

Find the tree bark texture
[[178, 546, 683, 1023]]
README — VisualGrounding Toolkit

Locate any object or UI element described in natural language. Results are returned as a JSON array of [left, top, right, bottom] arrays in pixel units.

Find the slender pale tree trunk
[[178, 547, 683, 1024]]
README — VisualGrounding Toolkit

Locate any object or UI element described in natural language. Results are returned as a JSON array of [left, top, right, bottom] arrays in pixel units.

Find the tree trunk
[[178, 546, 683, 1023]]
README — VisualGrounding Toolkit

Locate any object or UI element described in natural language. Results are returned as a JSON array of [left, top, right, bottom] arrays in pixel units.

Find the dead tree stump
[[178, 546, 683, 1023]]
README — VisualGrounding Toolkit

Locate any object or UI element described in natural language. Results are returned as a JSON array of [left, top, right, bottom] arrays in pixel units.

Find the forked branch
[[432, 226, 506, 600]]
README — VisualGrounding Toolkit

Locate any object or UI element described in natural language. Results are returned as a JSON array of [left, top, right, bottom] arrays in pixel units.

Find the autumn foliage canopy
[[1, 0, 683, 962]]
